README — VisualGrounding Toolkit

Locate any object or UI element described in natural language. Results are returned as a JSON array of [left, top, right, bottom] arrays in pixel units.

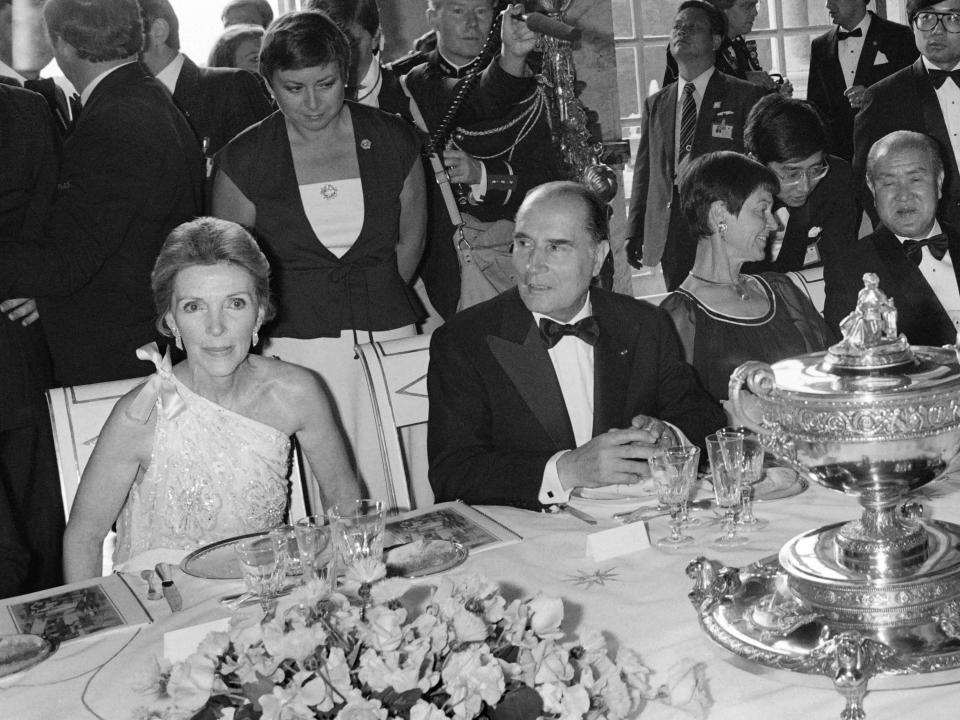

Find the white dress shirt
[[674, 66, 714, 171], [533, 299, 595, 505], [154, 53, 185, 94], [924, 56, 960, 172], [897, 220, 960, 340], [838, 12, 870, 89], [355, 56, 383, 108]]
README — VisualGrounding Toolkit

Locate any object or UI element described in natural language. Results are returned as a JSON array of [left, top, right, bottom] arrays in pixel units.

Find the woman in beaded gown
[[63, 218, 361, 581], [212, 11, 426, 500], [661, 152, 835, 414]]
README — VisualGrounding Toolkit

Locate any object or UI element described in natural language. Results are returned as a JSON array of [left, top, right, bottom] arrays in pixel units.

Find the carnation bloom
[[166, 653, 216, 711], [335, 690, 388, 720], [527, 594, 564, 638], [442, 645, 506, 719]]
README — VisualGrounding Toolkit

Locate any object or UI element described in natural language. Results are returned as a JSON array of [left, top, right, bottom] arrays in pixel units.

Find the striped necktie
[[678, 82, 697, 166]]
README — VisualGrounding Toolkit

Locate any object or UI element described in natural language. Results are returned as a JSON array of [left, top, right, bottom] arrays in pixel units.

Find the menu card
[[0, 574, 151, 645], [384, 501, 521, 553]]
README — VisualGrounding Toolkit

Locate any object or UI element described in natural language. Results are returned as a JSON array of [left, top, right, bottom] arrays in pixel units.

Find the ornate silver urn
[[688, 274, 960, 719]]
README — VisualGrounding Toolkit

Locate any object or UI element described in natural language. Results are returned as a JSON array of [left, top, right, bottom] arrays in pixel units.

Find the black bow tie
[[928, 68, 960, 89], [539, 316, 600, 348], [903, 233, 949, 263], [837, 27, 863, 41]]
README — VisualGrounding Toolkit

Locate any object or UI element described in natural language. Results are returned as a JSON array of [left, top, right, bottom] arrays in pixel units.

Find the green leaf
[[490, 686, 543, 720]]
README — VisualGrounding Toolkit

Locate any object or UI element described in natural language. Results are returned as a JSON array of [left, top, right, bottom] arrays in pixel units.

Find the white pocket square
[[874, 51, 890, 65]]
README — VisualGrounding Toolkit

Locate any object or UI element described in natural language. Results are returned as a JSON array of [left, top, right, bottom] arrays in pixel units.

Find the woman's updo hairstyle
[[151, 217, 275, 336]]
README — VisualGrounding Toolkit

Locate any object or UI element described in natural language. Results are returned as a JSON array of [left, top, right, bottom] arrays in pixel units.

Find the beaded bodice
[[114, 345, 290, 564]]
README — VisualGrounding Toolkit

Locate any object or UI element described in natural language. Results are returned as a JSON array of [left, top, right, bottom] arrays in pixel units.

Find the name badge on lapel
[[711, 110, 734, 139]]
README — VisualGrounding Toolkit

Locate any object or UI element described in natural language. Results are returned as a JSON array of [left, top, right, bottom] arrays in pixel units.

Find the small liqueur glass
[[650, 445, 700, 550], [717, 427, 769, 531], [707, 433, 748, 547]]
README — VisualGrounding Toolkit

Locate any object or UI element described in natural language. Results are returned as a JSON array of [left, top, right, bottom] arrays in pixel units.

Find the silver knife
[[155, 562, 182, 612], [556, 504, 598, 525]]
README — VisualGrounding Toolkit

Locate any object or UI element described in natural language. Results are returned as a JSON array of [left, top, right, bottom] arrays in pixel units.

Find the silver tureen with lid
[[687, 274, 960, 719]]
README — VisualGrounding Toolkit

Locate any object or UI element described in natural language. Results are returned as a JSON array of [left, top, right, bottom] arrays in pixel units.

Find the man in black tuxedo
[[825, 131, 960, 345], [625, 0, 765, 289], [853, 0, 960, 228], [139, 0, 271, 159], [0, 84, 62, 595], [0, 0, 203, 387], [807, 0, 917, 162], [428, 182, 725, 509]]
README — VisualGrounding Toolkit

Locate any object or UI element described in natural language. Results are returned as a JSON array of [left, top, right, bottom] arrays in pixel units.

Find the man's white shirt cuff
[[539, 450, 572, 505]]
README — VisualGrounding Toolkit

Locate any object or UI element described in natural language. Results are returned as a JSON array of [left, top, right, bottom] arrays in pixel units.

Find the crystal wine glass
[[651, 445, 700, 550], [707, 433, 748, 547], [717, 428, 769, 531], [235, 530, 287, 614]]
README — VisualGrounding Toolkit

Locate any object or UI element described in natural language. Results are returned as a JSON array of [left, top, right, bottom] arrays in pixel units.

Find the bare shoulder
[[91, 381, 157, 462], [245, 355, 327, 407]]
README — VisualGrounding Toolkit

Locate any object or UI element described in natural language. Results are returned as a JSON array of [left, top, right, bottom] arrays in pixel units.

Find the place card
[[163, 617, 231, 663], [585, 522, 651, 561]]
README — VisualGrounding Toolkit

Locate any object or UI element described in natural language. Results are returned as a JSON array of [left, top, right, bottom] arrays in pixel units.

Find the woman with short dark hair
[[212, 11, 426, 499], [62, 218, 361, 581], [662, 152, 835, 407], [742, 93, 859, 272], [207, 23, 264, 73]]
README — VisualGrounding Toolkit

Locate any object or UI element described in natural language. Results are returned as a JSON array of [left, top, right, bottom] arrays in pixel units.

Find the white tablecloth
[[5, 477, 960, 719]]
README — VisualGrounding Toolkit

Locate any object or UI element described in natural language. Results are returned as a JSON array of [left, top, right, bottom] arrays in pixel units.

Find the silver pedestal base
[[688, 528, 960, 719]]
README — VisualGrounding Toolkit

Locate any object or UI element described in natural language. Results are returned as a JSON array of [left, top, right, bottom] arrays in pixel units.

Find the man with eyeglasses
[[853, 0, 960, 232], [826, 130, 960, 345], [625, 0, 764, 290], [741, 93, 859, 273], [807, 0, 917, 163]]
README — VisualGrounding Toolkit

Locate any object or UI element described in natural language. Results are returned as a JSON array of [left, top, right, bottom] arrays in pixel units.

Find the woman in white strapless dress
[[63, 218, 361, 581]]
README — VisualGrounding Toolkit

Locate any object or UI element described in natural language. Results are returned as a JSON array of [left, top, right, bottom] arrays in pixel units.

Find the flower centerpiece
[[142, 561, 710, 720]]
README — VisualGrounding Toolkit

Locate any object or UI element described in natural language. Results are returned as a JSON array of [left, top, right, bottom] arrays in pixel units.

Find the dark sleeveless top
[[215, 102, 423, 337], [661, 273, 836, 401]]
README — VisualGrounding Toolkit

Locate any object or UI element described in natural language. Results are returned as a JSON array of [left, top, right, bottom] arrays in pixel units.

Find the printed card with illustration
[[384, 501, 522, 553], [0, 574, 151, 645]]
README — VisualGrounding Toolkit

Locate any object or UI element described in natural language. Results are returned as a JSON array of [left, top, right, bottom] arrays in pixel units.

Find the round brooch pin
[[320, 183, 338, 200]]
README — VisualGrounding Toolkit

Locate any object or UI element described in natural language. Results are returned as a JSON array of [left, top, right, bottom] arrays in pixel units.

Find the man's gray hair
[[866, 130, 944, 182]]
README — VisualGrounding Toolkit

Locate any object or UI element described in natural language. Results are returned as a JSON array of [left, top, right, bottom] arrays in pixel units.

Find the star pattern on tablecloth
[[564, 567, 620, 589]]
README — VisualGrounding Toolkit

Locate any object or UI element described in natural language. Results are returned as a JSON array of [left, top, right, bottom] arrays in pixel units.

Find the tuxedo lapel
[[825, 28, 849, 93], [854, 20, 881, 86], [590, 291, 632, 436], [486, 293, 575, 450], [946, 225, 960, 293], [913, 61, 959, 183], [873, 227, 945, 311]]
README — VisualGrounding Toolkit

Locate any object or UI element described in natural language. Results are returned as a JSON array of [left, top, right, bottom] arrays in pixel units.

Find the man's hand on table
[[557, 417, 675, 490]]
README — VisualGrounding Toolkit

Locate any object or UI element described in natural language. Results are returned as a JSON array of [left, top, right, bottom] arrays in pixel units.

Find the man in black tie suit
[[139, 0, 271, 160], [0, 0, 204, 387], [825, 131, 960, 345], [807, 0, 917, 162], [0, 83, 62, 595], [853, 0, 960, 228], [428, 182, 725, 509]]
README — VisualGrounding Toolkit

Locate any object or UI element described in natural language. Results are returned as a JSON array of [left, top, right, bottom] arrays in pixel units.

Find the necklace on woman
[[688, 272, 751, 301]]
